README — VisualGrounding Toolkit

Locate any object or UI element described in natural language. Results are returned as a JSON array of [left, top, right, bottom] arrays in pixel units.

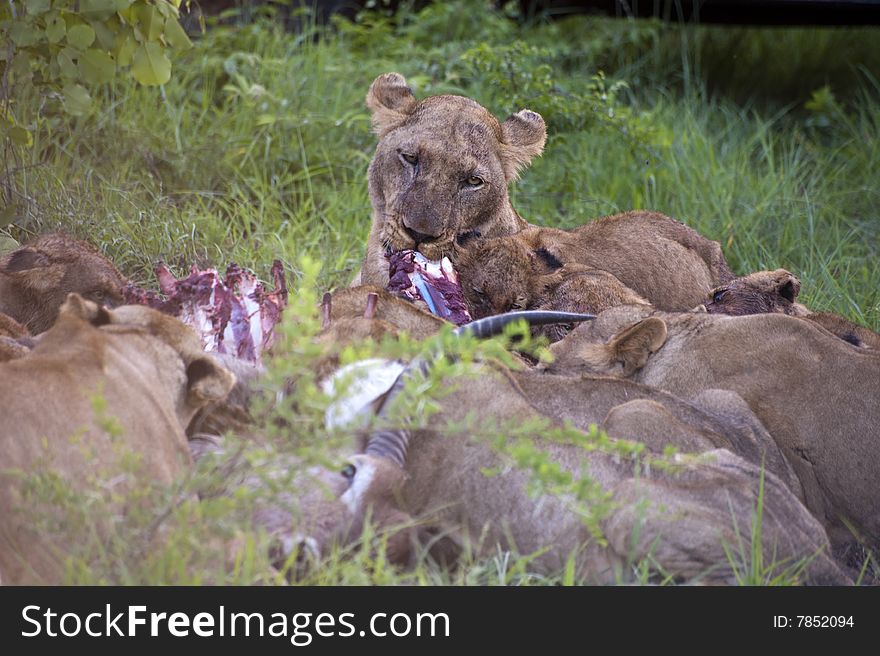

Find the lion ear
[[773, 270, 800, 303], [59, 293, 112, 327], [366, 72, 417, 137], [1, 246, 66, 293], [500, 109, 547, 181], [607, 318, 668, 376], [566, 318, 666, 377], [186, 355, 236, 406]]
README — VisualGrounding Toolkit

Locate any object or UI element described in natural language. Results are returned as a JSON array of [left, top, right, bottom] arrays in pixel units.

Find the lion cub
[[455, 210, 732, 320], [456, 233, 649, 341], [0, 233, 126, 333], [706, 269, 880, 349]]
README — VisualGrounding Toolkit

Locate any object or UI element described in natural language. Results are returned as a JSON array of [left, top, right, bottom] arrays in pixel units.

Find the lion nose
[[403, 225, 437, 246]]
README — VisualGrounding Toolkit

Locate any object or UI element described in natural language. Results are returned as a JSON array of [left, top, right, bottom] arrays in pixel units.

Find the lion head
[[359, 72, 546, 286]]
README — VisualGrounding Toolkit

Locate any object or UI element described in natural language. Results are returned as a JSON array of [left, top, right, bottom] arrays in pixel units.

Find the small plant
[[1, 0, 199, 206], [2, 0, 195, 109], [722, 465, 816, 586], [457, 41, 671, 155]]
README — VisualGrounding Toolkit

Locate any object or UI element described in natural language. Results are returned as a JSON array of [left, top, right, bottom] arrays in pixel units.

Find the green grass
[[2, 2, 877, 584], [4, 3, 878, 325]]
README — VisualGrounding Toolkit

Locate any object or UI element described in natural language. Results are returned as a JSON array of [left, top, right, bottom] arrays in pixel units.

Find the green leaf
[[805, 85, 839, 114], [118, 4, 137, 24], [62, 83, 93, 116], [114, 0, 135, 10], [0, 204, 18, 230], [25, 0, 51, 15], [46, 14, 67, 43], [0, 234, 20, 252], [154, 0, 177, 19], [131, 42, 170, 86], [256, 114, 276, 126], [79, 48, 116, 85], [163, 16, 192, 51], [90, 19, 117, 50], [67, 24, 96, 50], [115, 32, 136, 67], [80, 0, 119, 21], [8, 126, 33, 147], [57, 47, 79, 80], [9, 22, 40, 47], [134, 3, 163, 41], [10, 54, 32, 80]]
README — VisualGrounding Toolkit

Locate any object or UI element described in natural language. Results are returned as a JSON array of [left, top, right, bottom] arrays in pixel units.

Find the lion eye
[[465, 175, 484, 187], [90, 290, 106, 302], [400, 152, 418, 166], [712, 290, 727, 304], [471, 286, 486, 298], [340, 463, 357, 480]]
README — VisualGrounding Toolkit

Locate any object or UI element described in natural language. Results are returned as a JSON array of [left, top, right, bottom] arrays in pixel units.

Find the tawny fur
[[358, 73, 544, 286], [706, 269, 806, 316], [214, 301, 841, 582], [806, 312, 880, 349], [312, 286, 448, 382], [567, 211, 734, 301], [186, 352, 265, 439], [326, 286, 446, 341], [0, 312, 32, 362], [0, 295, 235, 584], [455, 210, 731, 322], [286, 368, 846, 584], [0, 233, 126, 334], [355, 73, 732, 317], [0, 311, 28, 338], [706, 268, 880, 349], [545, 304, 880, 547], [511, 371, 801, 496], [455, 233, 650, 341], [456, 235, 649, 318]]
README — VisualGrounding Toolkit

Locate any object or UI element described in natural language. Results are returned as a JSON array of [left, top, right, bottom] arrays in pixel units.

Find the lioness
[[357, 72, 546, 287], [0, 295, 235, 584], [278, 367, 846, 584], [544, 304, 880, 547]]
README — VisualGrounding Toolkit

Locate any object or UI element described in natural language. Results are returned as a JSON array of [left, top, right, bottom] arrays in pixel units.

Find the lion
[[454, 231, 650, 340], [276, 365, 846, 584], [563, 210, 734, 310], [706, 268, 880, 349], [357, 72, 546, 287], [0, 233, 127, 334], [543, 303, 880, 548], [0, 294, 235, 584], [456, 211, 732, 317], [356, 74, 732, 317]]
